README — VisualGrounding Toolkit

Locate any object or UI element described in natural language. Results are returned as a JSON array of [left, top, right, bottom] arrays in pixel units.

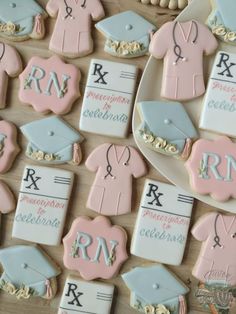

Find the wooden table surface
[[0, 0, 221, 313]]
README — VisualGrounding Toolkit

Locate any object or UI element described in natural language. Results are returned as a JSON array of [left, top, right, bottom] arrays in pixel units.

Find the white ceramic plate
[[132, 0, 236, 213]]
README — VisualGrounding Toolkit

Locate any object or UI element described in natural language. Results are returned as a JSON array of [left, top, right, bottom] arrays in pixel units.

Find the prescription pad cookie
[[0, 0, 47, 41], [137, 101, 198, 160], [122, 264, 189, 314], [63, 216, 128, 280], [58, 276, 114, 314], [208, 0, 236, 45], [149, 20, 218, 101], [185, 136, 236, 202], [0, 42, 22, 109], [19, 55, 81, 115], [21, 116, 83, 166], [96, 11, 157, 58], [46, 0, 105, 58], [0, 245, 61, 299], [0, 120, 20, 173]]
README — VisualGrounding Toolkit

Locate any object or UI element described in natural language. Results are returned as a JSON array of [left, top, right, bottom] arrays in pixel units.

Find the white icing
[[199, 153, 223, 181]]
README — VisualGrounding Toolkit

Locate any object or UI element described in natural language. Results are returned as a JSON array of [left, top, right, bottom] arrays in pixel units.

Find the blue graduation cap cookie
[[0, 0, 47, 41], [137, 101, 198, 160], [21, 116, 84, 165], [122, 264, 189, 314], [96, 11, 157, 58], [0, 245, 61, 299], [208, 0, 236, 44]]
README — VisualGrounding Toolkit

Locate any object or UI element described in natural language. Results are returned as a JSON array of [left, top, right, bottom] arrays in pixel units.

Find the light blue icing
[[137, 101, 198, 153], [21, 116, 83, 164], [0, 245, 60, 297], [213, 0, 236, 31], [96, 11, 157, 57], [0, 0, 45, 37], [122, 265, 189, 313]]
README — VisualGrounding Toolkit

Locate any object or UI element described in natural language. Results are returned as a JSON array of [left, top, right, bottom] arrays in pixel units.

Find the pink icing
[[19, 55, 81, 114], [63, 216, 128, 280], [0, 180, 15, 214], [0, 120, 20, 173], [185, 136, 236, 202]]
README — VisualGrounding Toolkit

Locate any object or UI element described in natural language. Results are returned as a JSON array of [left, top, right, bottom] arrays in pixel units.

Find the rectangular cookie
[[131, 179, 194, 265], [58, 276, 114, 314], [12, 165, 74, 246], [79, 58, 138, 138]]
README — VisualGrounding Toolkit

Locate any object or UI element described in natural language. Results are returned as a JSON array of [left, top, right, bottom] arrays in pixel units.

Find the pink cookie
[[0, 181, 15, 214], [185, 136, 236, 202], [19, 55, 81, 114], [46, 0, 105, 58], [192, 212, 236, 285], [86, 143, 147, 216], [0, 120, 20, 173], [0, 42, 22, 109], [63, 216, 128, 280]]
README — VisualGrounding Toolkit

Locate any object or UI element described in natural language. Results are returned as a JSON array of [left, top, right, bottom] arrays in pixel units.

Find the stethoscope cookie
[[149, 20, 218, 101], [46, 0, 105, 58], [63, 216, 128, 280]]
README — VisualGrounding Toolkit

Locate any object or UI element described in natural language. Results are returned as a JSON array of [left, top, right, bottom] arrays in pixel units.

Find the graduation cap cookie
[[122, 264, 189, 314], [21, 116, 84, 166], [0, 245, 61, 299], [96, 11, 157, 58], [0, 0, 47, 41], [137, 101, 198, 160], [208, 0, 236, 44]]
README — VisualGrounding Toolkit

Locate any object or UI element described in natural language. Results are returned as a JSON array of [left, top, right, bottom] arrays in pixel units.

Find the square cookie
[[58, 276, 114, 314], [79, 59, 138, 138], [200, 51, 236, 137], [131, 179, 194, 265], [12, 165, 74, 246]]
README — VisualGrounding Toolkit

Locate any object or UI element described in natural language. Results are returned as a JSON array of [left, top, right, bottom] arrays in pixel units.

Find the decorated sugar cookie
[[0, 120, 20, 174], [96, 11, 157, 58], [58, 276, 114, 314], [79, 59, 138, 138], [131, 179, 194, 265], [63, 216, 128, 280], [0, 42, 22, 108], [200, 51, 236, 137], [0, 0, 47, 41], [122, 264, 189, 314], [46, 0, 105, 58], [21, 116, 84, 166], [192, 213, 236, 313], [12, 165, 74, 246], [208, 0, 236, 45], [19, 55, 81, 115], [185, 136, 236, 202], [0, 181, 15, 241], [86, 143, 147, 216], [139, 0, 188, 10], [137, 101, 198, 160], [149, 20, 218, 101], [0, 245, 61, 299]]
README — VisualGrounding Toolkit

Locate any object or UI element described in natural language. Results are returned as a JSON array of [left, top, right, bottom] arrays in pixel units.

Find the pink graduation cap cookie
[[186, 136, 236, 202], [19, 55, 81, 114], [63, 216, 128, 280]]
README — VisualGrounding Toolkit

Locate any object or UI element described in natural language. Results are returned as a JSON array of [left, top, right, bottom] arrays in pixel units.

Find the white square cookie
[[131, 179, 194, 265], [12, 165, 74, 246], [58, 276, 114, 314], [79, 59, 138, 138]]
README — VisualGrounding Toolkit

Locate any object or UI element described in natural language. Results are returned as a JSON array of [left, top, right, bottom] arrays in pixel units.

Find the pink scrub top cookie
[[85, 143, 147, 216], [46, 0, 105, 58], [149, 20, 218, 101]]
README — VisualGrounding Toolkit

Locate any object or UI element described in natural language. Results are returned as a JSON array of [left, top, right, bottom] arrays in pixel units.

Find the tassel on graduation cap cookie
[[0, 0, 47, 41], [136, 101, 198, 160], [0, 245, 61, 299], [96, 11, 157, 58], [21, 116, 84, 166]]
